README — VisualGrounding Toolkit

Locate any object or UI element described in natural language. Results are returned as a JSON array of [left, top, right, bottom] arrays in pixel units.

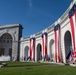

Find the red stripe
[[69, 12, 76, 63], [54, 27, 62, 62], [70, 17, 75, 50], [30, 40, 32, 60], [32, 39, 34, 60], [74, 12, 76, 63], [75, 12, 76, 50], [58, 28, 61, 62], [33, 40, 35, 61], [54, 31, 57, 62], [31, 40, 33, 60], [42, 34, 47, 61], [58, 28, 60, 62], [33, 39, 35, 61], [45, 35, 47, 56], [43, 35, 45, 56], [59, 28, 62, 62], [30, 39, 35, 61]]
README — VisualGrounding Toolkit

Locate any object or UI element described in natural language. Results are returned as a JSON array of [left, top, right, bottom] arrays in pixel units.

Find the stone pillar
[[12, 41, 18, 61]]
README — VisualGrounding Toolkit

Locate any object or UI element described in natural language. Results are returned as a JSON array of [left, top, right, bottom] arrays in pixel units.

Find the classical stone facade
[[0, 0, 76, 64], [0, 24, 23, 61], [20, 0, 76, 64]]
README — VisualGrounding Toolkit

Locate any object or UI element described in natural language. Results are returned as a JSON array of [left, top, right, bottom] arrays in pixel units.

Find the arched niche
[[24, 46, 29, 60], [0, 33, 12, 57], [37, 43, 42, 61], [49, 39, 54, 61], [64, 31, 72, 62]]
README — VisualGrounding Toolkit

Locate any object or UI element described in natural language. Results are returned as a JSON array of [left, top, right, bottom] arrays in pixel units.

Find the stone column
[[12, 41, 18, 61]]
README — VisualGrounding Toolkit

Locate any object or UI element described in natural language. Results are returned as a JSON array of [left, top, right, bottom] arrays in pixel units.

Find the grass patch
[[0, 62, 76, 75]]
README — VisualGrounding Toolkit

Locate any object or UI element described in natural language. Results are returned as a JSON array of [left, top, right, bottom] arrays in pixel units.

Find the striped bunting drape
[[54, 24, 62, 62], [42, 33, 47, 61], [69, 4, 76, 63], [30, 38, 35, 61]]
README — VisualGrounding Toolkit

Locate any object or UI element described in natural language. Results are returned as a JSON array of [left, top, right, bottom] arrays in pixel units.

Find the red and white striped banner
[[30, 38, 35, 61], [69, 4, 76, 63], [54, 24, 62, 62], [42, 33, 47, 60]]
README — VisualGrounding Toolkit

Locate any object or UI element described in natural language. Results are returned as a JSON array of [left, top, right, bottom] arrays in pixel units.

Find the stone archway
[[37, 44, 42, 61], [0, 33, 12, 57], [64, 31, 72, 62], [49, 39, 54, 61], [24, 46, 29, 60]]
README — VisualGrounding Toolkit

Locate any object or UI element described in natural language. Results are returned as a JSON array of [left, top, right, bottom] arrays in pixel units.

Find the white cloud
[[28, 0, 32, 7]]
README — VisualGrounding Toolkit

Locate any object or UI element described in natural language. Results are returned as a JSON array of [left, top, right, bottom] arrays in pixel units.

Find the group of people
[[66, 47, 76, 64]]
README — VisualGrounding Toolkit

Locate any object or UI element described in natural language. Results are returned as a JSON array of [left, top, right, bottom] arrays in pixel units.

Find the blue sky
[[0, 0, 72, 37]]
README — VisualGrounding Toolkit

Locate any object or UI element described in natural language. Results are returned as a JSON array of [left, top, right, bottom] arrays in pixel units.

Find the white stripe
[[42, 37, 43, 57], [54, 31, 56, 62], [32, 40, 34, 60], [32, 39, 34, 60], [31, 39, 33, 60], [44, 35, 45, 56]]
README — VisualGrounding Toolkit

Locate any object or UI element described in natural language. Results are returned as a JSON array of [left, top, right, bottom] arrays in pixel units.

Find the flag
[[54, 24, 62, 62], [66, 50, 73, 62], [73, 50, 76, 63], [69, 4, 76, 64], [42, 33, 47, 61], [30, 38, 35, 61]]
